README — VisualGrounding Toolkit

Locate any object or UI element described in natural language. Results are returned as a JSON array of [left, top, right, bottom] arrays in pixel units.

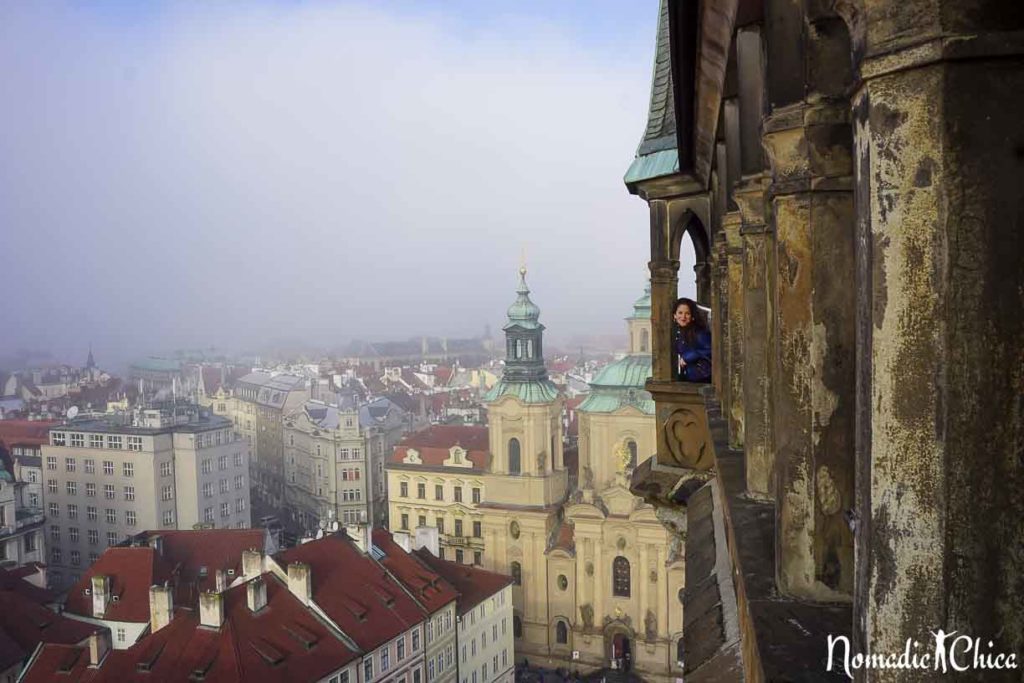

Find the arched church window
[[676, 638, 685, 666], [515, 339, 523, 359], [555, 620, 568, 644], [508, 438, 521, 475], [513, 615, 523, 638], [626, 439, 637, 469], [612, 556, 631, 597], [511, 561, 522, 585], [526, 339, 534, 358], [640, 329, 649, 353]]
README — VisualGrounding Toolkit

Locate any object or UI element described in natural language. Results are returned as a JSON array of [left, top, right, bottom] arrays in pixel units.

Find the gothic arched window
[[612, 556, 631, 597], [508, 438, 521, 475], [511, 561, 522, 585], [556, 620, 568, 644]]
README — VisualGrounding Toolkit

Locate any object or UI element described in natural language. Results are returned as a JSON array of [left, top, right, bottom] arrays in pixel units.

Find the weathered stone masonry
[[627, 0, 1024, 680]]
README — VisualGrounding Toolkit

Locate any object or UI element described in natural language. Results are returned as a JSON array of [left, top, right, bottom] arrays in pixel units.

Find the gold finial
[[519, 245, 527, 276]]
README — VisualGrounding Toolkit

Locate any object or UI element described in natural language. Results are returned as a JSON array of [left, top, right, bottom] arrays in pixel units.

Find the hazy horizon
[[1, 1, 698, 372]]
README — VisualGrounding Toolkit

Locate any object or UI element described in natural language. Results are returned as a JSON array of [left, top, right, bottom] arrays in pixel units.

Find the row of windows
[[47, 458, 136, 476], [341, 489, 362, 502], [397, 515, 483, 539], [364, 629, 422, 681], [202, 500, 246, 522], [340, 468, 361, 481], [201, 476, 246, 497], [426, 644, 455, 682], [200, 453, 244, 474], [51, 433, 138, 450], [195, 430, 236, 448], [458, 651, 509, 683], [50, 548, 102, 566], [398, 482, 482, 504], [47, 483, 135, 501], [50, 506, 137, 526], [424, 609, 453, 645], [52, 524, 133, 544], [458, 589, 505, 634]]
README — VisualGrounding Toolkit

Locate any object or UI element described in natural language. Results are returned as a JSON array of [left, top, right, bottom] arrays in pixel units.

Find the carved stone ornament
[[664, 408, 711, 469], [616, 537, 626, 551], [649, 570, 658, 584], [510, 521, 521, 539], [536, 450, 547, 472], [644, 610, 658, 641], [580, 603, 594, 629], [585, 562, 594, 577]]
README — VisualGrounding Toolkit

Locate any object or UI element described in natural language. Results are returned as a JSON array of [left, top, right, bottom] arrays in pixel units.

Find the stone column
[[764, 101, 856, 601], [736, 177, 773, 496], [723, 212, 745, 447], [849, 2, 1024, 663], [638, 543, 649, 638]]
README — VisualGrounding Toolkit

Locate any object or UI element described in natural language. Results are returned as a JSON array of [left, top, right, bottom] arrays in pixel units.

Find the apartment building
[[386, 426, 489, 565], [227, 373, 309, 515], [416, 552, 515, 683], [40, 404, 250, 591], [373, 529, 458, 683], [0, 421, 50, 571], [284, 395, 409, 532]]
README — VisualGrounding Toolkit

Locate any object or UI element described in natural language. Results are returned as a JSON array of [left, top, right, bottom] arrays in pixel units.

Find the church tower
[[482, 266, 566, 497], [479, 267, 567, 657]]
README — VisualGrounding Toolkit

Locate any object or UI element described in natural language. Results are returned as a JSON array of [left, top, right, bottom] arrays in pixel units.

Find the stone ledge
[[704, 393, 852, 682]]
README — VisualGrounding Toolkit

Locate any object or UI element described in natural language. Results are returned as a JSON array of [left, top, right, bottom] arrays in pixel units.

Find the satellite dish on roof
[[66, 406, 79, 420]]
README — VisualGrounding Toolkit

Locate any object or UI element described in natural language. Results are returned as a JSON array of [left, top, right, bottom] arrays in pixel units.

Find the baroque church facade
[[479, 270, 683, 682]]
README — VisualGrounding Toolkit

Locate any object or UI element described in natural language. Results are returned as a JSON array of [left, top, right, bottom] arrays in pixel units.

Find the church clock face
[[510, 521, 521, 539]]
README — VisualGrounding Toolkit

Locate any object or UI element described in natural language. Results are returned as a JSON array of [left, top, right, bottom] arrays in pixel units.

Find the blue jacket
[[674, 328, 712, 381]]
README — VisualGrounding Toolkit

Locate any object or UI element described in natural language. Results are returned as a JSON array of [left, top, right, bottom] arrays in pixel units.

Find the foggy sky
[[0, 1, 697, 369]]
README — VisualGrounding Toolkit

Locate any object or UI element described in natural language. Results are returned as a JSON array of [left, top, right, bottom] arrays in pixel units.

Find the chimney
[[88, 630, 111, 666], [287, 562, 312, 606], [392, 531, 412, 553], [215, 569, 227, 592], [92, 575, 111, 618], [149, 584, 173, 633], [148, 534, 163, 557], [246, 577, 268, 613], [414, 526, 440, 557], [199, 591, 224, 629], [241, 549, 263, 578], [346, 525, 368, 553]]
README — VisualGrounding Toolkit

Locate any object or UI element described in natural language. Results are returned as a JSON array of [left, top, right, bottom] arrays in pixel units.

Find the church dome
[[629, 281, 651, 320], [505, 267, 542, 330]]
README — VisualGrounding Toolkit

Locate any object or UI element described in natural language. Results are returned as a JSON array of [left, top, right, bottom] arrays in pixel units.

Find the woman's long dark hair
[[674, 297, 707, 346]]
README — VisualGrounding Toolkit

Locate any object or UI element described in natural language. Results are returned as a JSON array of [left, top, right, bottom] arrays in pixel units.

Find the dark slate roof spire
[[638, 0, 676, 156]]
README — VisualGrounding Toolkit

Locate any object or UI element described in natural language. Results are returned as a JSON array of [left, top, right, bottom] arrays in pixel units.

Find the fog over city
[[1, 1, 697, 370]]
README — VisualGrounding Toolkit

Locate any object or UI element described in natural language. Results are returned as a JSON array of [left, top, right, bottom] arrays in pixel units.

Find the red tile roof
[[371, 530, 458, 614], [389, 425, 489, 470], [0, 589, 100, 671], [0, 420, 57, 448], [0, 566, 55, 605], [63, 548, 173, 623], [21, 575, 358, 683], [277, 533, 425, 652], [434, 366, 454, 386], [135, 529, 269, 594], [412, 551, 513, 615]]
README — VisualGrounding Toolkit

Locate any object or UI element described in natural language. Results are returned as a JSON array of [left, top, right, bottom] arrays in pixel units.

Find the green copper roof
[[624, 0, 681, 188], [504, 267, 542, 331], [579, 355, 655, 415], [624, 148, 679, 186], [629, 281, 652, 320], [130, 357, 182, 372], [484, 378, 560, 405]]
